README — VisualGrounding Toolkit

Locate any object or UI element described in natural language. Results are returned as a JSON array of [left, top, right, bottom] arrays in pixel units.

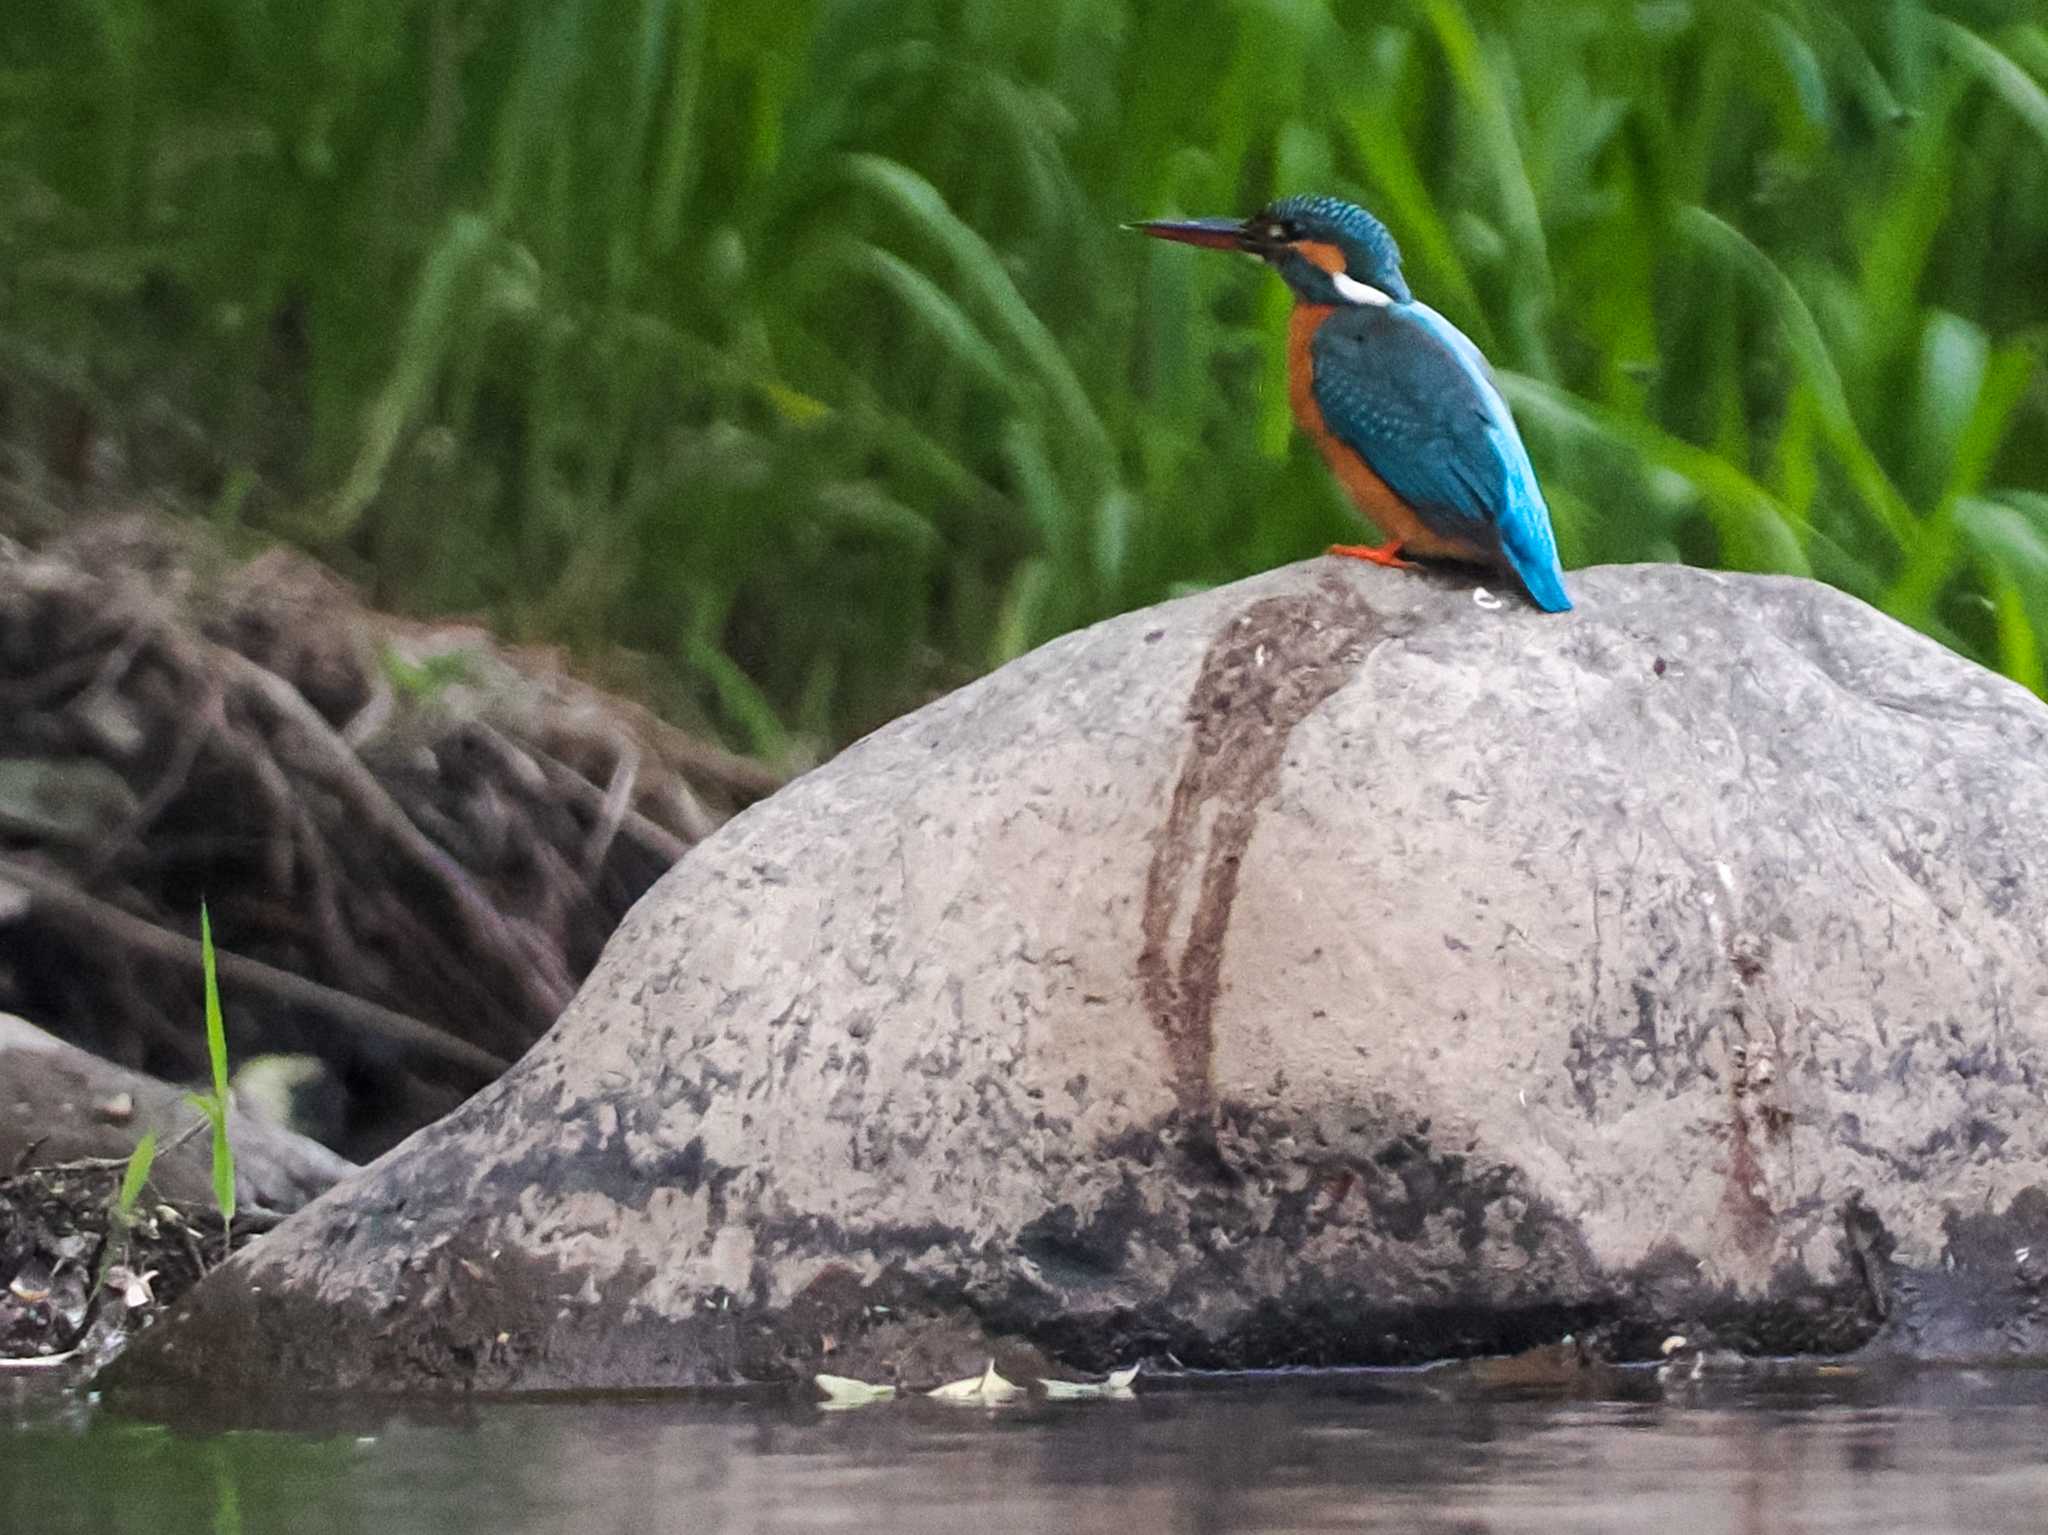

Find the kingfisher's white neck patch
[[1330, 270, 1393, 307]]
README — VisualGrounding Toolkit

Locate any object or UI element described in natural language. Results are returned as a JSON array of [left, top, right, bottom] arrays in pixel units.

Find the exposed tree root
[[0, 517, 776, 1158]]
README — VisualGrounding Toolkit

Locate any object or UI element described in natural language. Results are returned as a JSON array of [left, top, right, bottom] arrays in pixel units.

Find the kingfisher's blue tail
[[1501, 504, 1571, 612], [1485, 426, 1572, 612]]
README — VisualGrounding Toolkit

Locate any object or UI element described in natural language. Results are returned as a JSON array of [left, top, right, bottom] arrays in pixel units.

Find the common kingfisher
[[1135, 195, 1571, 612]]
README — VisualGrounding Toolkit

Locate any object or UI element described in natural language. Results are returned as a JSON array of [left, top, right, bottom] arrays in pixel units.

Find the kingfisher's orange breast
[[1285, 303, 1475, 561]]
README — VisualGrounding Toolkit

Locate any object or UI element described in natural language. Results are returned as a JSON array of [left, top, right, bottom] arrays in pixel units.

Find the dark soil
[[0, 1158, 255, 1378]]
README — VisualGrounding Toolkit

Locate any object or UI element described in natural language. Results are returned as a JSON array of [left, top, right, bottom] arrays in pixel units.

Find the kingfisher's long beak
[[1127, 217, 1251, 252]]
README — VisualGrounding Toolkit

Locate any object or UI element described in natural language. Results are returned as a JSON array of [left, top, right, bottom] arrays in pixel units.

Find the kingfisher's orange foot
[[1326, 541, 1417, 570]]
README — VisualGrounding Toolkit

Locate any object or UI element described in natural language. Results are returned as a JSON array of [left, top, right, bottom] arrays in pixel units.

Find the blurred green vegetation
[[3, 0, 2047, 758]]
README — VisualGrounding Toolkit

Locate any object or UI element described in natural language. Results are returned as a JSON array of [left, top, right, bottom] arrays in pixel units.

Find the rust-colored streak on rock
[[1139, 576, 1378, 1128], [1720, 1023, 1777, 1258]]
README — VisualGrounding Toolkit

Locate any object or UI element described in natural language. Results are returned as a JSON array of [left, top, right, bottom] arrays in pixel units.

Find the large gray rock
[[114, 562, 2048, 1394]]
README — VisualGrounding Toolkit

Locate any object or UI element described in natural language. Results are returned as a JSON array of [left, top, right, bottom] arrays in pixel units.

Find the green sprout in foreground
[[112, 1130, 158, 1228], [186, 902, 237, 1236], [97, 1128, 160, 1292]]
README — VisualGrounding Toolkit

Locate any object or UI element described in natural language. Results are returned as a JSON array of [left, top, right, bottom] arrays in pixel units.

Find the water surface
[[9, 1366, 2048, 1533]]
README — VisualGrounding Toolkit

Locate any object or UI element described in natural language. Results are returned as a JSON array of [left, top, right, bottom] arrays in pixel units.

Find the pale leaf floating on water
[[1038, 1364, 1140, 1400], [926, 1359, 1024, 1404], [814, 1373, 898, 1408]]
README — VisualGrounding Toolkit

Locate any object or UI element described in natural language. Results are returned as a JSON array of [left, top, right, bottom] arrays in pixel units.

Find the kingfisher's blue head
[[1131, 194, 1412, 308]]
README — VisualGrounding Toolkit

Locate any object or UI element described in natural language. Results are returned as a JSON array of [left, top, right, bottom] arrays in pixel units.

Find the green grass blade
[[646, 0, 709, 256], [200, 902, 229, 1105], [1889, 344, 2038, 622], [116, 1130, 158, 1219], [1937, 17, 2048, 157], [849, 244, 1019, 400], [1957, 496, 2048, 693], [682, 631, 798, 765], [843, 154, 1114, 463], [1679, 205, 1918, 549], [199, 900, 235, 1229], [1991, 575, 2044, 696], [990, 556, 1055, 667], [210, 1117, 236, 1230], [1422, 0, 1552, 302], [310, 212, 498, 540]]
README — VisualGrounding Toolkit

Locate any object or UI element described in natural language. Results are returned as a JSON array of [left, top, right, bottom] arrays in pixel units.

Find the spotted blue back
[[1309, 302, 1570, 611]]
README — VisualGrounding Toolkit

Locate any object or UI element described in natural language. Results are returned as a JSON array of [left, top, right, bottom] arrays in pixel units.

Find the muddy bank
[[0, 1161, 252, 1380], [0, 1012, 351, 1372]]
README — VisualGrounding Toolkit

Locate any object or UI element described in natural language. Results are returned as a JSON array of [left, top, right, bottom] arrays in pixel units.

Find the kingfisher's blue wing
[[1309, 303, 1570, 611]]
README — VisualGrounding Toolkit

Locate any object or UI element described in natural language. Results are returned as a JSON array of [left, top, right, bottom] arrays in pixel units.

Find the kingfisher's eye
[[1266, 223, 1289, 242]]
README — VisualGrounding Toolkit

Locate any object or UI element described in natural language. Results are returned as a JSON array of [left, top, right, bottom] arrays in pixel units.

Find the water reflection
[[9, 1368, 2048, 1534]]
